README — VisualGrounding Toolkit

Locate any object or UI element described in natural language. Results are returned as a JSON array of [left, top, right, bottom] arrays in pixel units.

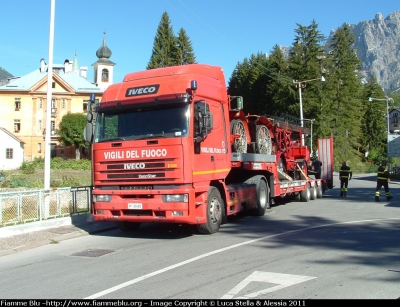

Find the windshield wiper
[[134, 133, 168, 140], [97, 137, 126, 143]]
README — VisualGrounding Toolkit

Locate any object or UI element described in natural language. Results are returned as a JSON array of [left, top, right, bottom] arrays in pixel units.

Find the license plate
[[128, 203, 142, 209]]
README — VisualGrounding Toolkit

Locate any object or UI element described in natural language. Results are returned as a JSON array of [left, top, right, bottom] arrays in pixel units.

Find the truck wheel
[[255, 125, 272, 155], [317, 184, 323, 198], [310, 185, 317, 200], [231, 120, 247, 153], [300, 185, 310, 202], [115, 221, 141, 231], [197, 187, 225, 234], [253, 179, 270, 216]]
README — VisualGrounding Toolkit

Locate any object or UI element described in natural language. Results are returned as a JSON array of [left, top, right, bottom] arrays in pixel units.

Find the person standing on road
[[339, 161, 352, 197], [375, 160, 393, 202]]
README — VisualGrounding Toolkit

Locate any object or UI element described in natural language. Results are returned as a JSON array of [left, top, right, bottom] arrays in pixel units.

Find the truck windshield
[[94, 104, 190, 143]]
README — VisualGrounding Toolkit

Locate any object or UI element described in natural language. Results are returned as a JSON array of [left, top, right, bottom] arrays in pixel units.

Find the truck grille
[[97, 158, 180, 184]]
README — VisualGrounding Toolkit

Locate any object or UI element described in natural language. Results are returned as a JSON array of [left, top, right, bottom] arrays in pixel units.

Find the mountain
[[332, 10, 400, 92], [0, 67, 13, 86]]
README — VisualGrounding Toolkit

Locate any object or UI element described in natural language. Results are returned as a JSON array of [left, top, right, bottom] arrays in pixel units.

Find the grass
[[0, 158, 92, 189]]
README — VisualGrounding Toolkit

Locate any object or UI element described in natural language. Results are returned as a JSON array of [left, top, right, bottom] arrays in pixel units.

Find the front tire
[[197, 187, 225, 234]]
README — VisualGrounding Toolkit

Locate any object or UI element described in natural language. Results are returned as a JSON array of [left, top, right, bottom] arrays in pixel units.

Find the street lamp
[[303, 118, 315, 156], [368, 96, 393, 165], [293, 76, 325, 145]]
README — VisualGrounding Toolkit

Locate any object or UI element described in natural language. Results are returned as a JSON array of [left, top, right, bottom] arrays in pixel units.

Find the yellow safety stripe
[[193, 168, 231, 175]]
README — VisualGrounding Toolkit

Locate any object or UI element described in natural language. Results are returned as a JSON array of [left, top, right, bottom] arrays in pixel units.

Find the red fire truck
[[84, 64, 333, 234]]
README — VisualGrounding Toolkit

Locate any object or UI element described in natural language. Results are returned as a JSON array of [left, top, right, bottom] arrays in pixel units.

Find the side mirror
[[84, 123, 93, 143], [231, 96, 243, 110]]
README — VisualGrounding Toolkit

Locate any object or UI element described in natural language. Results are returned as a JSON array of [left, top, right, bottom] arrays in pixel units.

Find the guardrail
[[0, 186, 92, 227]]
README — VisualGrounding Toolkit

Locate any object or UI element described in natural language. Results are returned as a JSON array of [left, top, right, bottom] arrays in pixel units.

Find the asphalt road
[[0, 173, 399, 299]]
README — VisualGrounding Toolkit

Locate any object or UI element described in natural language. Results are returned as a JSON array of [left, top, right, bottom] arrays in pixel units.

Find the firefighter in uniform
[[375, 160, 393, 201], [339, 161, 352, 197]]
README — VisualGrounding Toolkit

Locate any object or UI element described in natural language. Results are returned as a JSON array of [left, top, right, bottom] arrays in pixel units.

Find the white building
[[0, 127, 25, 170]]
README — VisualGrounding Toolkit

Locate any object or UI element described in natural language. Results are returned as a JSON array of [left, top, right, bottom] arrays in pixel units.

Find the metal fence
[[0, 186, 92, 227]]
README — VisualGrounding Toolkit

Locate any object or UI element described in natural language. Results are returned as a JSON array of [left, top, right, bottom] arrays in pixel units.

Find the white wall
[[0, 130, 24, 170]]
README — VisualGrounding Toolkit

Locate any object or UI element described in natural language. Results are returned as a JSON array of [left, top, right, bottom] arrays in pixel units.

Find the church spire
[[96, 31, 112, 59]]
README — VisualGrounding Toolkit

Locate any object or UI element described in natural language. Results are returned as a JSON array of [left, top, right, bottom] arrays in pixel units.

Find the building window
[[6, 148, 13, 159], [15, 98, 21, 111], [101, 69, 109, 82], [51, 99, 56, 108], [51, 120, 55, 134], [62, 99, 66, 109], [14, 119, 21, 133], [83, 102, 88, 112], [38, 143, 42, 153], [52, 82, 56, 88], [38, 98, 43, 109], [38, 120, 42, 130]]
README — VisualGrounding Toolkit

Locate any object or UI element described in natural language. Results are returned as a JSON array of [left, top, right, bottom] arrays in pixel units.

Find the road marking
[[221, 271, 316, 299], [85, 217, 400, 299]]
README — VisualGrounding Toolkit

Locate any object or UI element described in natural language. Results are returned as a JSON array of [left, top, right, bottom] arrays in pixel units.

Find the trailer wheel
[[255, 125, 272, 155], [231, 120, 247, 153], [300, 185, 310, 202], [253, 179, 270, 216], [310, 185, 317, 200], [115, 221, 141, 231], [197, 187, 225, 234], [317, 184, 323, 198]]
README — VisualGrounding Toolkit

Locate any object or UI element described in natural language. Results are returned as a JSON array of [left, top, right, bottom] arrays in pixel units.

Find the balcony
[[42, 129, 58, 140]]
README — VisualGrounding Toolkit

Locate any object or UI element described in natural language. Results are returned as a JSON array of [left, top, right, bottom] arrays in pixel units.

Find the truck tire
[[253, 178, 270, 216], [300, 185, 310, 202], [310, 185, 317, 200], [197, 187, 225, 234], [255, 125, 272, 155], [231, 120, 247, 153], [115, 221, 141, 231], [317, 184, 323, 198]]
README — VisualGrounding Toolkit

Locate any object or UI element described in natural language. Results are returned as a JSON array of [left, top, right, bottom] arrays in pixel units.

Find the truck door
[[193, 100, 230, 181]]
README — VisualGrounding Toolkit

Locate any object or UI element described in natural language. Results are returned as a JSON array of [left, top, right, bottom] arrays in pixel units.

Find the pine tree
[[175, 28, 196, 65], [287, 20, 327, 122], [325, 24, 363, 164], [361, 76, 387, 163], [147, 12, 177, 69], [265, 45, 293, 117]]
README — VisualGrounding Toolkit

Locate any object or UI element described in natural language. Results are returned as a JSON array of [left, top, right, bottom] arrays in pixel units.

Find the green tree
[[57, 113, 87, 160], [264, 45, 293, 117], [287, 20, 327, 120], [147, 11, 177, 69], [175, 28, 197, 65], [228, 54, 269, 115], [361, 76, 387, 164], [325, 24, 363, 165]]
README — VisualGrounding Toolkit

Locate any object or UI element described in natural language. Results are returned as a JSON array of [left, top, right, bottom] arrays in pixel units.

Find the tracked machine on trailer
[[84, 64, 333, 234]]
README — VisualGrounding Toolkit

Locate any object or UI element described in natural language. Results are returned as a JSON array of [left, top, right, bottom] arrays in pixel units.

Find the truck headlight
[[163, 194, 188, 202], [95, 195, 112, 202]]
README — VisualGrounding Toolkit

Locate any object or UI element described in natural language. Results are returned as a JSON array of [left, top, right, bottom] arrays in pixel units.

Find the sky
[[1, 0, 399, 85]]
